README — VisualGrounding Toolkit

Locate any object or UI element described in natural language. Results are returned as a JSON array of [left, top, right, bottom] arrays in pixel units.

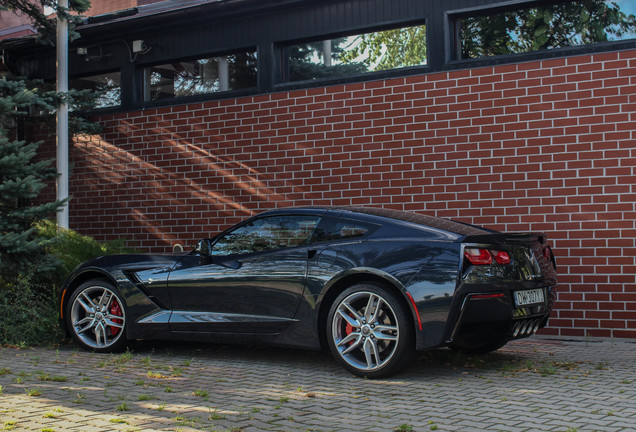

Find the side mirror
[[195, 239, 213, 257]]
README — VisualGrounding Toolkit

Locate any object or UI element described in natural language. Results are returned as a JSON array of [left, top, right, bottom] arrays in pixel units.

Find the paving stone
[[0, 337, 635, 431]]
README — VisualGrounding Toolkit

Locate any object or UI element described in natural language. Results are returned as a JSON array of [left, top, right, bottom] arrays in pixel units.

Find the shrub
[[0, 273, 62, 347], [36, 220, 133, 287], [0, 222, 133, 347]]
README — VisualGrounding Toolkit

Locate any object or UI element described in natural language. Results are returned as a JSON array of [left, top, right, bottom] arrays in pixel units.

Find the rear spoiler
[[462, 232, 547, 246]]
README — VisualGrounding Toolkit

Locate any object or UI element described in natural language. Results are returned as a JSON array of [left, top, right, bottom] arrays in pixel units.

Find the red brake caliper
[[345, 314, 355, 345], [109, 301, 123, 335]]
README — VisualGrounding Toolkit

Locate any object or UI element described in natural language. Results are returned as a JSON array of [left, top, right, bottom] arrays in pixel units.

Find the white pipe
[[57, 0, 69, 229], [323, 40, 332, 67], [218, 56, 229, 91]]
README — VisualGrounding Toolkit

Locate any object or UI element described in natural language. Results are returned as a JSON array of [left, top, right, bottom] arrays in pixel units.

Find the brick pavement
[[0, 337, 634, 432]]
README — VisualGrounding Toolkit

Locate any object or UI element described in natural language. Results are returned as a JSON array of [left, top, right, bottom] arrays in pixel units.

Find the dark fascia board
[[77, 0, 335, 38]]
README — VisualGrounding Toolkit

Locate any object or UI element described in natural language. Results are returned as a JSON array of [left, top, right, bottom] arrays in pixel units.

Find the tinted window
[[284, 23, 427, 82], [212, 215, 319, 256], [457, 0, 636, 59], [144, 50, 257, 101], [70, 71, 121, 108], [338, 207, 493, 237], [312, 218, 371, 243]]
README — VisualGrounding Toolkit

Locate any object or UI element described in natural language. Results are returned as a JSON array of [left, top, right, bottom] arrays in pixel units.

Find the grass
[[72, 393, 86, 404], [137, 394, 154, 401], [109, 418, 128, 424], [173, 415, 199, 427], [38, 373, 67, 382], [117, 402, 129, 412], [193, 389, 208, 398], [146, 371, 170, 379], [25, 388, 42, 397], [2, 421, 17, 430], [208, 411, 226, 421]]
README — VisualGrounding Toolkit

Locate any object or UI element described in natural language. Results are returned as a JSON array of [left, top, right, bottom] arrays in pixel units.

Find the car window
[[311, 218, 371, 243], [211, 215, 320, 256]]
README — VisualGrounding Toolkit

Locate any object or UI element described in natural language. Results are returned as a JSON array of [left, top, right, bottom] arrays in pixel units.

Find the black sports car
[[59, 207, 557, 377]]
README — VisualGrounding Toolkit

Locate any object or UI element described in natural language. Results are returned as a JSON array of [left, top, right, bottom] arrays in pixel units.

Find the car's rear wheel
[[326, 283, 414, 378], [66, 279, 127, 352]]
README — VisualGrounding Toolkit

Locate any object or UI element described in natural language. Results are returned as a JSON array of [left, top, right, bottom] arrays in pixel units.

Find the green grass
[[38, 373, 67, 382], [137, 394, 154, 401], [193, 389, 208, 398], [109, 418, 128, 424], [25, 388, 42, 397]]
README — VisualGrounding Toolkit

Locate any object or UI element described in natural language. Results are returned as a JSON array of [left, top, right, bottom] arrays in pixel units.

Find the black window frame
[[69, 69, 123, 110], [447, 0, 636, 63], [139, 46, 260, 106], [210, 215, 322, 258], [275, 18, 430, 91]]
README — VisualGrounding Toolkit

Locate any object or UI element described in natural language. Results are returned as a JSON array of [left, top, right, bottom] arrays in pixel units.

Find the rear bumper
[[449, 285, 555, 348]]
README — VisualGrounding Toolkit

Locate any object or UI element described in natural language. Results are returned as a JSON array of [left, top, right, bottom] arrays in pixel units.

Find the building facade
[[5, 0, 636, 339]]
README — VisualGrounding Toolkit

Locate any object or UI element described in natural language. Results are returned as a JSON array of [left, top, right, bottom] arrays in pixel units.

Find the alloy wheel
[[70, 285, 126, 350], [331, 290, 400, 373]]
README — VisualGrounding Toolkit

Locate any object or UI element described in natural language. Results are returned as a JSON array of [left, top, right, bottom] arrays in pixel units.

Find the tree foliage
[[287, 24, 427, 81], [0, 0, 94, 277], [461, 0, 636, 58], [288, 39, 367, 81], [339, 24, 427, 71], [0, 77, 66, 276], [0, 0, 90, 44]]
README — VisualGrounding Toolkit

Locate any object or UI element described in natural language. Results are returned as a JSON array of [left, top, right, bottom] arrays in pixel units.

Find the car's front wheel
[[326, 283, 414, 378], [65, 279, 127, 352]]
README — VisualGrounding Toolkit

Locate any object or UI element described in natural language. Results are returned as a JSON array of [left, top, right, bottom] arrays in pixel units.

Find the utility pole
[[57, 0, 69, 229]]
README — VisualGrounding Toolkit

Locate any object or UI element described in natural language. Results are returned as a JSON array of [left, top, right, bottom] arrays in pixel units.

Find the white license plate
[[514, 289, 545, 306]]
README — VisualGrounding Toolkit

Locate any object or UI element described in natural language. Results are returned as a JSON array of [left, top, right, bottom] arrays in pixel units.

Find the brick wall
[[68, 49, 636, 339]]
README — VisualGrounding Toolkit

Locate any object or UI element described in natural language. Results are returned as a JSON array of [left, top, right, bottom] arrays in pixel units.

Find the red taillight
[[464, 248, 510, 266], [464, 248, 492, 265], [491, 250, 511, 265]]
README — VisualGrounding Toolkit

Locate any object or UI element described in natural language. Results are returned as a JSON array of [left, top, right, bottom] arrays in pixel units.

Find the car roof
[[258, 206, 493, 237]]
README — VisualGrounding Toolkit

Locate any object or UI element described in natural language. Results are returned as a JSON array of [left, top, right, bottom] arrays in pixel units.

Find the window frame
[[210, 214, 322, 258], [69, 69, 123, 110], [275, 18, 430, 89], [447, 0, 636, 63], [140, 47, 259, 104]]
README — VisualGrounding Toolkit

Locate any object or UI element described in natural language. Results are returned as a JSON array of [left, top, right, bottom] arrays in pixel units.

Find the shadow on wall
[[71, 118, 325, 251]]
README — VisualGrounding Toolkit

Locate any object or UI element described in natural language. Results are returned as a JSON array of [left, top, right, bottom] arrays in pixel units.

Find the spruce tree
[[0, 0, 91, 276], [0, 79, 65, 276]]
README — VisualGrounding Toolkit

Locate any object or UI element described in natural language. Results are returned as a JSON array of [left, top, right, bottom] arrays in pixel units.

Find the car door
[[166, 214, 320, 334]]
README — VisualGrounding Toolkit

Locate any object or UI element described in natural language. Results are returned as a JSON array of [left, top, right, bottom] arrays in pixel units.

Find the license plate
[[514, 289, 545, 306]]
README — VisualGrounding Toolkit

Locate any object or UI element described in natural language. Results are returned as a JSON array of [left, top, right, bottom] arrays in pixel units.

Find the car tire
[[326, 282, 415, 378], [65, 279, 127, 353]]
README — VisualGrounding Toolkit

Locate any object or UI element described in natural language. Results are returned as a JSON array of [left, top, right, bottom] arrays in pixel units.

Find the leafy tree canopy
[[0, 0, 90, 44]]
